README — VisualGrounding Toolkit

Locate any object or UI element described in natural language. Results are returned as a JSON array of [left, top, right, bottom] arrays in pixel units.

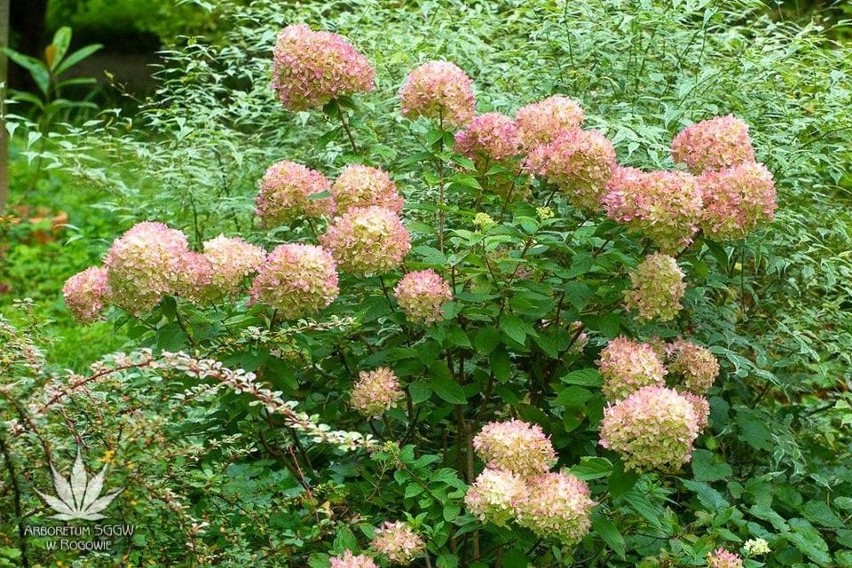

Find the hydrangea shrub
[[51, 12, 791, 568]]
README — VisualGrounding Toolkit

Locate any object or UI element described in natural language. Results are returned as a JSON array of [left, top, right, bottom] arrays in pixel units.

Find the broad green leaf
[[560, 369, 603, 387], [553, 386, 594, 408], [500, 314, 529, 345], [49, 27, 73, 70], [592, 514, 626, 560], [54, 44, 104, 76], [3, 49, 49, 95], [691, 449, 733, 482], [572, 457, 612, 480]]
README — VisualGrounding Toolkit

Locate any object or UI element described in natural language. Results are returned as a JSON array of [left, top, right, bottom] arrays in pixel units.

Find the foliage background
[[1, 0, 850, 566]]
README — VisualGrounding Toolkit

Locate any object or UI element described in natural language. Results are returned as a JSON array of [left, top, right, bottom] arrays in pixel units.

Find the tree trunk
[[0, 0, 10, 212]]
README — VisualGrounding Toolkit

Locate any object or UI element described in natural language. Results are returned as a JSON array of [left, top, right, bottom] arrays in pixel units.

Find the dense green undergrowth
[[1, 0, 850, 566]]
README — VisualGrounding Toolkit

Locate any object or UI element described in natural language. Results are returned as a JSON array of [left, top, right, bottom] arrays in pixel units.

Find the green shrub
[[2, 0, 850, 566]]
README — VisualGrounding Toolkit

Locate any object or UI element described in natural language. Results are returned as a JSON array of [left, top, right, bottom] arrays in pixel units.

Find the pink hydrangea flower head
[[623, 253, 686, 322], [681, 391, 710, 432], [515, 95, 585, 149], [256, 161, 332, 226], [603, 168, 703, 253], [526, 129, 616, 211], [464, 468, 525, 526], [707, 548, 744, 568], [329, 551, 378, 568], [597, 337, 667, 401], [393, 269, 453, 325], [666, 340, 720, 394], [174, 251, 215, 304], [201, 236, 267, 300], [350, 367, 405, 418], [599, 386, 700, 471], [372, 521, 425, 565], [699, 162, 777, 241], [453, 112, 522, 168], [332, 164, 404, 215], [515, 471, 594, 545], [399, 61, 475, 128], [271, 24, 375, 112], [249, 243, 339, 319], [319, 206, 411, 275], [473, 419, 557, 476], [104, 222, 189, 315], [63, 266, 111, 324], [671, 115, 755, 173]]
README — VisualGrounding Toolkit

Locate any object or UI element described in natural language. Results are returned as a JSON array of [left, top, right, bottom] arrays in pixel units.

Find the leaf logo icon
[[35, 449, 124, 521]]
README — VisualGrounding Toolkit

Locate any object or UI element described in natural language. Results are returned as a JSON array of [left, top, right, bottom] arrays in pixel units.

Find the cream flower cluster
[[466, 419, 593, 545], [62, 266, 111, 324], [515, 95, 585, 148], [393, 269, 453, 325], [666, 339, 720, 394], [399, 61, 476, 128], [271, 24, 375, 112], [103, 222, 189, 315], [332, 164, 404, 215], [671, 115, 755, 174], [599, 386, 701, 471], [350, 367, 405, 418], [453, 112, 522, 168], [526, 129, 617, 211], [706, 547, 744, 568], [371, 521, 426, 565], [598, 337, 667, 401], [329, 551, 378, 568], [473, 419, 557, 476], [623, 253, 686, 322], [255, 160, 332, 226], [320, 206, 411, 275], [249, 243, 339, 319], [603, 167, 703, 253]]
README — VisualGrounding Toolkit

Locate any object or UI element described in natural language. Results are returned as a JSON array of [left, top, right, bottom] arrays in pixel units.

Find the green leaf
[[332, 527, 359, 553], [428, 365, 466, 404], [572, 457, 612, 480], [691, 449, 733, 482], [786, 518, 831, 566], [592, 514, 626, 560], [736, 409, 773, 452], [444, 324, 472, 348], [802, 501, 844, 529], [553, 386, 594, 408], [489, 347, 511, 382], [749, 504, 789, 532], [50, 27, 73, 71], [608, 460, 639, 498], [408, 381, 432, 404], [436, 554, 459, 568], [500, 314, 528, 345], [474, 327, 501, 354], [565, 281, 592, 311], [560, 368, 603, 387], [54, 44, 103, 76], [3, 49, 49, 95], [502, 548, 531, 568], [443, 503, 461, 521], [681, 479, 728, 513], [308, 554, 331, 568]]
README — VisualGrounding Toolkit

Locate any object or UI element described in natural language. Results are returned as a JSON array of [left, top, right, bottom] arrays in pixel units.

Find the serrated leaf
[[560, 369, 603, 387], [592, 514, 626, 560]]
